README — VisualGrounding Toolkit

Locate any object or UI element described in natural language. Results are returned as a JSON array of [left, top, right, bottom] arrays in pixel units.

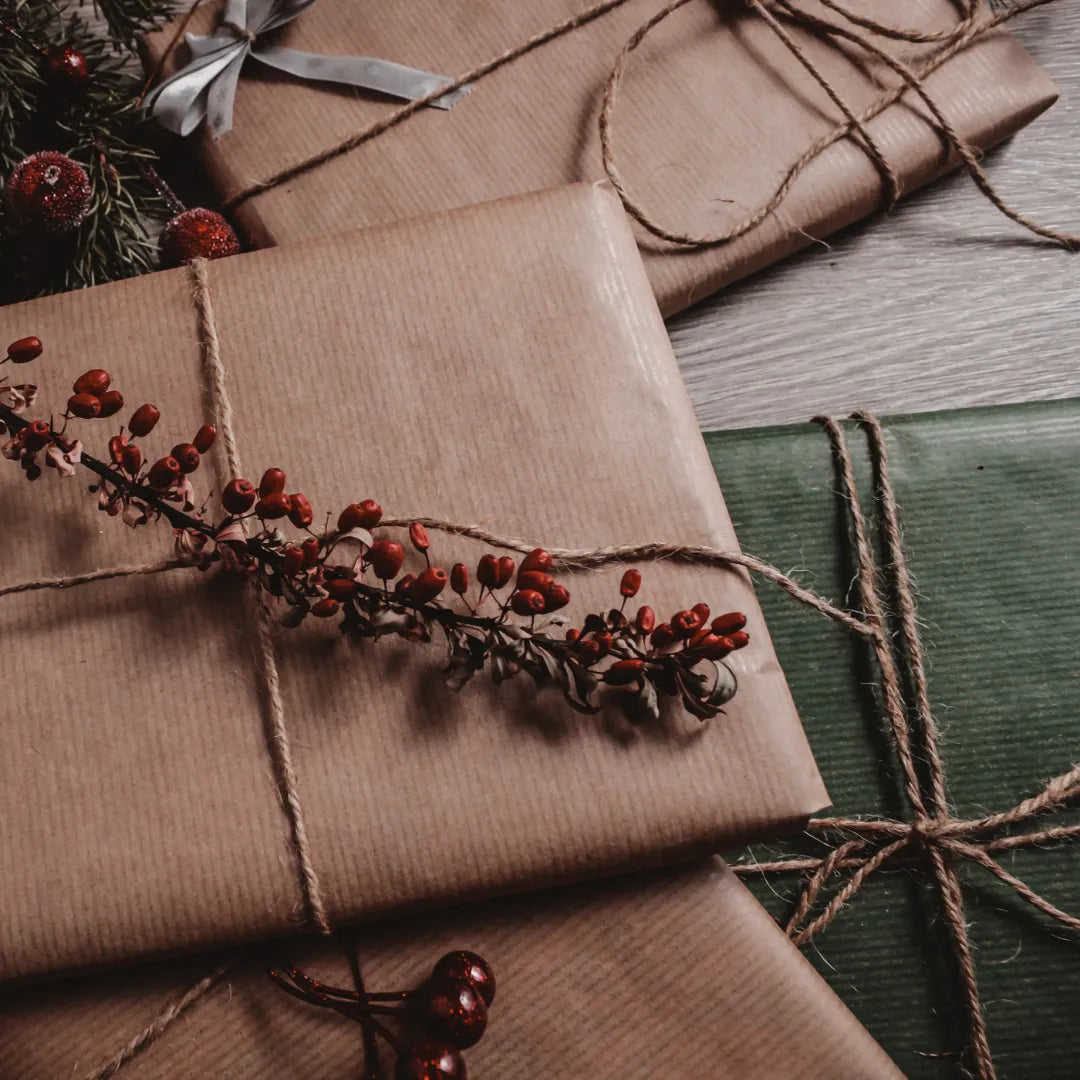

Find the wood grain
[[670, 5, 1080, 430]]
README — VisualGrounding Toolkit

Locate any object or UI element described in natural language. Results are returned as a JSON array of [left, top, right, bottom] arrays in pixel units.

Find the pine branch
[[87, 0, 176, 47]]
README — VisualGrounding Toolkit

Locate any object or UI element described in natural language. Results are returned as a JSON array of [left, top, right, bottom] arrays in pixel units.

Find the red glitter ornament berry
[[395, 1042, 467, 1080], [5, 152, 91, 233], [6, 336, 43, 364], [128, 404, 160, 438], [44, 45, 90, 89], [97, 390, 124, 418], [432, 951, 496, 1007], [73, 369, 110, 396], [420, 977, 488, 1049], [159, 208, 240, 268], [223, 478, 257, 514]]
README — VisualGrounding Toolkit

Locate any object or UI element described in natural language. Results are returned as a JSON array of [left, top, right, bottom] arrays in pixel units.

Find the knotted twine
[[153, 0, 1079, 254], [0, 262, 1044, 1077]]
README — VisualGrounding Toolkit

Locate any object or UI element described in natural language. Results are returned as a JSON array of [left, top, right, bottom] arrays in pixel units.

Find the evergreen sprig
[[0, 0, 177, 303]]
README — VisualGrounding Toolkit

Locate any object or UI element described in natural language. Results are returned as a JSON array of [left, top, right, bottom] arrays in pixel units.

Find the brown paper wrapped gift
[[0, 860, 902, 1079], [143, 0, 1057, 316], [0, 183, 826, 982]]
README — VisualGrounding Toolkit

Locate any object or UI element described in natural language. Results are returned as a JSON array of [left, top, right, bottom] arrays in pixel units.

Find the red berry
[[510, 589, 546, 616], [496, 556, 516, 588], [256, 492, 291, 519], [22, 420, 51, 452], [288, 493, 313, 529], [691, 603, 711, 626], [476, 554, 499, 589], [420, 977, 487, 1050], [222, 478, 257, 515], [97, 390, 124, 418], [695, 633, 734, 660], [671, 610, 704, 640], [281, 546, 305, 576], [650, 622, 675, 649], [409, 522, 430, 553], [728, 629, 750, 649], [620, 568, 642, 598], [192, 423, 216, 454], [368, 538, 404, 579], [128, 404, 160, 438], [519, 548, 552, 574], [259, 467, 286, 497], [73, 369, 110, 396], [603, 658, 646, 685], [338, 499, 382, 532], [574, 638, 602, 664], [6, 336, 43, 364], [410, 567, 448, 603], [516, 570, 554, 595], [394, 573, 418, 598], [108, 434, 127, 462], [301, 536, 321, 569], [147, 456, 181, 490], [711, 612, 748, 636], [121, 443, 143, 476], [311, 597, 340, 619], [325, 578, 358, 601], [394, 1041, 467, 1080], [67, 393, 101, 419], [171, 443, 201, 474], [450, 563, 469, 595], [432, 951, 496, 1006], [545, 583, 570, 611], [635, 605, 656, 635], [44, 45, 89, 88], [566, 628, 581, 643], [593, 632, 613, 658]]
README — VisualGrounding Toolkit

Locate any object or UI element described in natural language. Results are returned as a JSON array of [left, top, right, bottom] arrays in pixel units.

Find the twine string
[[208, 0, 1077, 253], [189, 259, 331, 935]]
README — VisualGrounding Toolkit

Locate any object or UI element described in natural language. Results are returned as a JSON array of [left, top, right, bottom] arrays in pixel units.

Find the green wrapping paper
[[707, 399, 1080, 1080]]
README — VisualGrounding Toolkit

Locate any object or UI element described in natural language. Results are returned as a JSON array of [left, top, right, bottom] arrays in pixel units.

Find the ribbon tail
[[250, 46, 469, 110], [205, 51, 248, 139], [147, 42, 249, 137]]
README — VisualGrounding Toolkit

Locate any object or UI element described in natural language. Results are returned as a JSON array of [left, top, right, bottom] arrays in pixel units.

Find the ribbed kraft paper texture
[[0, 861, 902, 1079], [143, 0, 1058, 316], [0, 184, 825, 981]]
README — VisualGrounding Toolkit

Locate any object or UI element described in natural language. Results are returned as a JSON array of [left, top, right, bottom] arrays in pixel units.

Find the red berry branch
[[0, 339, 750, 725], [268, 949, 495, 1080]]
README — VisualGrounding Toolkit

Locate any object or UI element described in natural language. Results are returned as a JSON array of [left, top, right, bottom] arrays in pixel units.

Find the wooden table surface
[[669, 3, 1079, 431]]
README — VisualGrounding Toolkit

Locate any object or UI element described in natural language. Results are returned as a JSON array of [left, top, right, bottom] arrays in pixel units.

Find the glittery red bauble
[[4, 151, 92, 233], [159, 208, 241, 268], [44, 45, 90, 89]]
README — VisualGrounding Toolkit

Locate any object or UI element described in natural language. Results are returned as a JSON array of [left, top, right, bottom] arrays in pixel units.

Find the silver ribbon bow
[[146, 0, 467, 138]]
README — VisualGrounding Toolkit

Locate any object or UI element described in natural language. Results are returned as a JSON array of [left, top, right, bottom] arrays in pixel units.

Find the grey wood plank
[[670, 5, 1080, 430]]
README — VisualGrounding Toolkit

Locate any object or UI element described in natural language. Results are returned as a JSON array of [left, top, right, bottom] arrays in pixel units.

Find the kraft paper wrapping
[[143, 0, 1058, 317], [0, 860, 903, 1079], [0, 183, 825, 982]]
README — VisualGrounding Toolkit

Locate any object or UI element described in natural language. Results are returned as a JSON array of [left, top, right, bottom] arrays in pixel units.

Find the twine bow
[[145, 0, 467, 139]]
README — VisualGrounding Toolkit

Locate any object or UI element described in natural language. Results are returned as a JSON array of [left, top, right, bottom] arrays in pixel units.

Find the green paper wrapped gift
[[706, 399, 1080, 1080]]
